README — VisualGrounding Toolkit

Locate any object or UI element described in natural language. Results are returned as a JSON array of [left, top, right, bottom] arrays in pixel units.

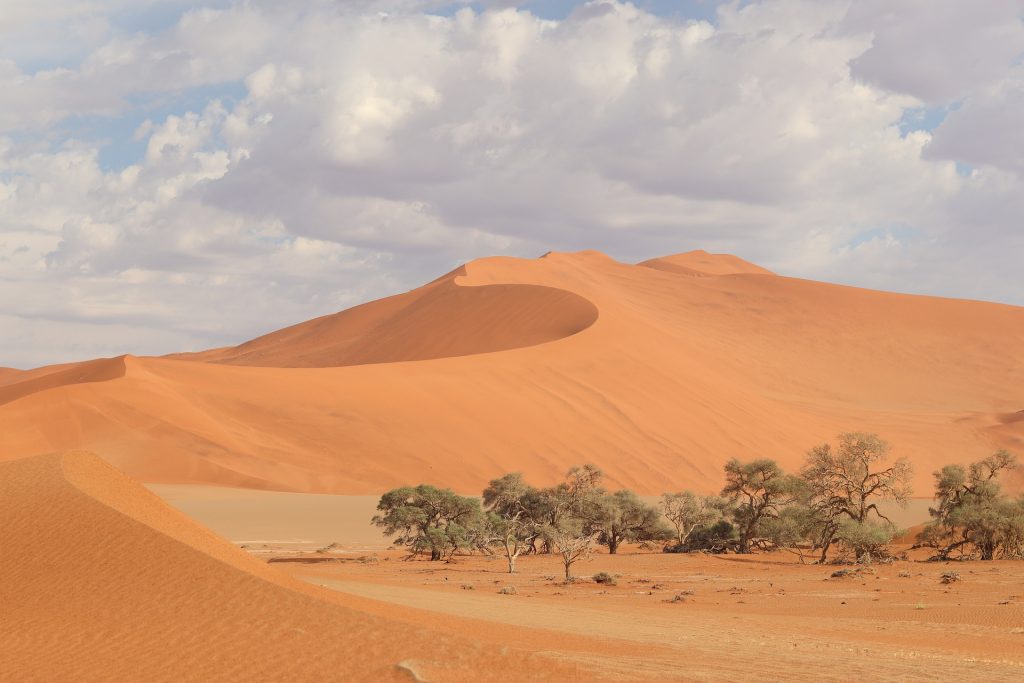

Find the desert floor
[[279, 548, 1024, 682], [150, 486, 1024, 681]]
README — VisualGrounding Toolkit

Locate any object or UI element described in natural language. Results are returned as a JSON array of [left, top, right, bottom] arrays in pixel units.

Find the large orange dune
[[0, 451, 585, 681], [0, 249, 1022, 494]]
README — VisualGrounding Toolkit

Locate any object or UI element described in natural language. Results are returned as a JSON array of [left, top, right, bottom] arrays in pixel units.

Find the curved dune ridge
[[173, 269, 599, 368], [0, 451, 582, 682], [0, 250, 1022, 495]]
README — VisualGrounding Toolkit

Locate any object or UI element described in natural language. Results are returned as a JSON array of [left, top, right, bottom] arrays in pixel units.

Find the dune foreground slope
[[1, 250, 1023, 494], [0, 451, 588, 682]]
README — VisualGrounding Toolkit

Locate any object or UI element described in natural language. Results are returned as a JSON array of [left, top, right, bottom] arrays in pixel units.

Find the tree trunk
[[608, 537, 619, 554], [818, 537, 833, 564], [430, 548, 441, 561], [564, 560, 572, 581], [507, 554, 516, 573], [738, 530, 751, 554]]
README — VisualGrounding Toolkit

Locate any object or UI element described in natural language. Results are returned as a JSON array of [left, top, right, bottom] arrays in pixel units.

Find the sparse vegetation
[[799, 433, 912, 563], [371, 439, 1024, 572], [592, 571, 616, 585], [919, 451, 1024, 560], [721, 458, 801, 553]]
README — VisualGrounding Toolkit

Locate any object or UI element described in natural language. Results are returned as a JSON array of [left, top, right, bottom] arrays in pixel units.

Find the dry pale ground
[[1, 250, 1022, 495], [147, 484, 933, 551]]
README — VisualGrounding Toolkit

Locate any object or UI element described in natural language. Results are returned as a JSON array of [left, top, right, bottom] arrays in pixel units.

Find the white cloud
[[1, 0, 1024, 368], [844, 0, 1024, 104]]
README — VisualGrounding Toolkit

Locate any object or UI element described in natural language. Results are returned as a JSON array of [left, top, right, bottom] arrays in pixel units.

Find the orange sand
[[280, 547, 1024, 682], [0, 250, 1022, 494], [0, 451, 593, 681]]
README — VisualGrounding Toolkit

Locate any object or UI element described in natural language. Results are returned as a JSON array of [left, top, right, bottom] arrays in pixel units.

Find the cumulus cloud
[[1, 0, 1023, 368]]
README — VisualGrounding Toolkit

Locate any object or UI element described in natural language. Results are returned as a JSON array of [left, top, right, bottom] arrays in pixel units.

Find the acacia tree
[[543, 518, 596, 581], [721, 458, 799, 553], [372, 485, 483, 561], [591, 490, 672, 554], [534, 464, 605, 553], [800, 433, 913, 562], [482, 472, 541, 573], [762, 504, 818, 564], [921, 450, 1023, 560], [661, 491, 728, 547]]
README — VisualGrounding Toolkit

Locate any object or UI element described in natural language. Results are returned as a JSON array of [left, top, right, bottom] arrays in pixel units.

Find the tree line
[[371, 432, 1023, 578]]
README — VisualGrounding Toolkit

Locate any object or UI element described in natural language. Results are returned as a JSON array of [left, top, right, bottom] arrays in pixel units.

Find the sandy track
[[286, 551, 1024, 682]]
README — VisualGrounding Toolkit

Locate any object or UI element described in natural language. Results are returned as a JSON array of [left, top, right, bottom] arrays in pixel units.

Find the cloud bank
[[2, 0, 1023, 367]]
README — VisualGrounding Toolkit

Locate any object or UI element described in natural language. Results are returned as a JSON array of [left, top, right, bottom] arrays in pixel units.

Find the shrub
[[592, 571, 617, 585], [835, 519, 902, 562], [940, 571, 961, 584], [497, 585, 517, 595], [664, 520, 737, 553]]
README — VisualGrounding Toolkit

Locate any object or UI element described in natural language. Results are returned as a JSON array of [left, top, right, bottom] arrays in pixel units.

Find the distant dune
[[0, 250, 1022, 495], [638, 249, 775, 277], [0, 451, 578, 681]]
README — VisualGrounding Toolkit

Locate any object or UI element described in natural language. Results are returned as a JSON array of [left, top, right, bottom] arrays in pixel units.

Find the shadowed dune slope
[[0, 451, 583, 682], [0, 356, 125, 407], [173, 271, 598, 368], [0, 251, 1022, 495]]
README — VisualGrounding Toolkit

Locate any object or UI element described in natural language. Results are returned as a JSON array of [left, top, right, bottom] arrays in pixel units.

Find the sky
[[1, 0, 1023, 368]]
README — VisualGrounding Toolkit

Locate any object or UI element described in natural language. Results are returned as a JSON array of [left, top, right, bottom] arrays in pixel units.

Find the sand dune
[[0, 250, 1022, 494], [0, 451, 584, 681]]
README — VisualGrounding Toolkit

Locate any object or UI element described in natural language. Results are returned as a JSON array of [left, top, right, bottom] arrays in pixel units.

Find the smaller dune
[[0, 451, 579, 682], [638, 249, 775, 277], [0, 356, 127, 407]]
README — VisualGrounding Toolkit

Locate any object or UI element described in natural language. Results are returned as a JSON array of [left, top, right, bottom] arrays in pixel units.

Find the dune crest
[[0, 451, 579, 681]]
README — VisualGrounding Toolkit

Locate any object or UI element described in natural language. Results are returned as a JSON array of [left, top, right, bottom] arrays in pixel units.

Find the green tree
[[762, 503, 818, 563], [372, 485, 483, 561], [533, 464, 605, 553], [721, 458, 799, 553], [921, 450, 1023, 560], [660, 491, 729, 547], [591, 490, 672, 554], [800, 432, 912, 562], [482, 472, 542, 573]]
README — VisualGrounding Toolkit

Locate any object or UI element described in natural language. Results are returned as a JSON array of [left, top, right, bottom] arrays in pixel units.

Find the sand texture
[[0, 250, 1022, 494], [0, 451, 592, 682]]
